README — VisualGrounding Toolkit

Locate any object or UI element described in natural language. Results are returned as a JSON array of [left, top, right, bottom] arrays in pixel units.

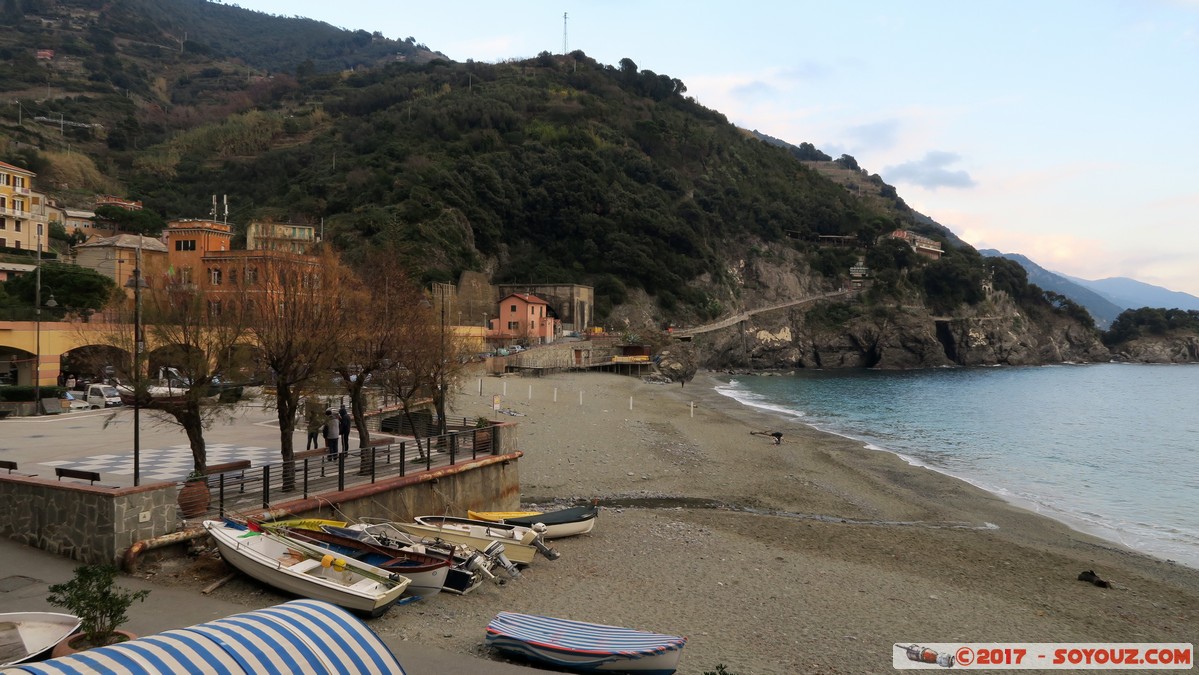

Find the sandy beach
[[181, 369, 1198, 674]]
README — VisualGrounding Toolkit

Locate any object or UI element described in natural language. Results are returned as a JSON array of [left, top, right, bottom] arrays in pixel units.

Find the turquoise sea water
[[714, 363, 1199, 569]]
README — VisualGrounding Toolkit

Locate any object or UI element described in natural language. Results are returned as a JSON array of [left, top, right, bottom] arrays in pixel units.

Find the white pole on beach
[[503, 382, 507, 396], [479, 379, 483, 396], [553, 387, 558, 402], [629, 396, 633, 411], [579, 390, 583, 406], [528, 385, 532, 400], [690, 402, 694, 417]]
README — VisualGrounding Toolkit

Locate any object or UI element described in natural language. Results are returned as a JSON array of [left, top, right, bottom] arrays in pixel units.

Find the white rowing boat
[[0, 612, 80, 666], [203, 520, 409, 617]]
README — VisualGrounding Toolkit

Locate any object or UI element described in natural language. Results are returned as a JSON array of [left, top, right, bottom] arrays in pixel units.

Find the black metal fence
[[195, 420, 502, 521]]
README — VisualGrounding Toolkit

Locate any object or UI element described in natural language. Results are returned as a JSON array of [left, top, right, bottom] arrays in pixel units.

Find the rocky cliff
[[1110, 335, 1199, 364]]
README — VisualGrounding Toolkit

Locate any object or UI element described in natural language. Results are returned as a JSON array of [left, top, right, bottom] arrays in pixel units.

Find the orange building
[[163, 219, 233, 285], [491, 293, 558, 345]]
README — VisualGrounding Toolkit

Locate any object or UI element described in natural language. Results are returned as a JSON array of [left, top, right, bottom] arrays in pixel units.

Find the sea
[[713, 363, 1199, 570]]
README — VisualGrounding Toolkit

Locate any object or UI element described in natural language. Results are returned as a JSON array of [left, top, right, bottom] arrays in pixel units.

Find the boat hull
[[0, 612, 80, 666], [486, 612, 685, 674], [203, 520, 408, 616], [468, 505, 599, 539], [270, 527, 450, 598], [397, 521, 539, 565]]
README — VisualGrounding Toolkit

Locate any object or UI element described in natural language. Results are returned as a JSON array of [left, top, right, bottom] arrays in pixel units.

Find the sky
[[234, 0, 1199, 296]]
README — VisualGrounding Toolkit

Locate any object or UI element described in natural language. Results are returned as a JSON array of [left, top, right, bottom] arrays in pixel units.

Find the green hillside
[[1, 0, 1088, 330]]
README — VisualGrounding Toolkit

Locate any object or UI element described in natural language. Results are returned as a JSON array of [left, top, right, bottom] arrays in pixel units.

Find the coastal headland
[[181, 370, 1198, 674]]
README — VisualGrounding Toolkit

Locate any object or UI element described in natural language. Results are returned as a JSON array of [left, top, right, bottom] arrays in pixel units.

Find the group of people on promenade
[[305, 399, 351, 460]]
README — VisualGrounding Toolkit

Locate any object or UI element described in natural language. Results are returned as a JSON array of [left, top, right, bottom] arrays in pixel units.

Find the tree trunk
[[276, 383, 299, 491]]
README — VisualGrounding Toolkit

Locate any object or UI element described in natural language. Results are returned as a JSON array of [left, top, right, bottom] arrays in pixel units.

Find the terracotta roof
[[500, 292, 549, 305], [0, 160, 35, 176]]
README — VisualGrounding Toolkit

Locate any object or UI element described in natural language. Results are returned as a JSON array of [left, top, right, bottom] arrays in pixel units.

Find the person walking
[[323, 409, 340, 461], [338, 406, 352, 454], [305, 399, 323, 451]]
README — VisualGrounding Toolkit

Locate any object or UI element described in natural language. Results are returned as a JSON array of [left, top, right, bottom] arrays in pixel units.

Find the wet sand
[[200, 370, 1199, 674]]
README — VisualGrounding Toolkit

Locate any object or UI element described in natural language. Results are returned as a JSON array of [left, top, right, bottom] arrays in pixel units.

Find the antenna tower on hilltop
[[563, 12, 568, 54]]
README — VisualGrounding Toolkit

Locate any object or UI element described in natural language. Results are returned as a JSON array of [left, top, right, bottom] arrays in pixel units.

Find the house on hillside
[[888, 229, 943, 260], [491, 293, 559, 346], [0, 160, 50, 253], [74, 234, 169, 297]]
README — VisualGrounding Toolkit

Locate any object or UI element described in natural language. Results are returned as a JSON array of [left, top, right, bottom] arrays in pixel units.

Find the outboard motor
[[463, 552, 503, 584], [484, 540, 522, 579], [520, 525, 560, 560]]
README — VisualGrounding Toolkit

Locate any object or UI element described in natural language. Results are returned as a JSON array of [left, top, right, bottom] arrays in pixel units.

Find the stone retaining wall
[[0, 476, 179, 565]]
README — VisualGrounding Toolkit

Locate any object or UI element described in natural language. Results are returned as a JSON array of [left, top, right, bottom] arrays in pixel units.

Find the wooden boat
[[263, 518, 500, 593], [388, 521, 542, 566], [0, 612, 80, 667], [268, 526, 451, 598], [412, 515, 560, 561], [486, 612, 687, 674], [351, 521, 526, 581], [203, 520, 409, 617], [467, 504, 600, 539]]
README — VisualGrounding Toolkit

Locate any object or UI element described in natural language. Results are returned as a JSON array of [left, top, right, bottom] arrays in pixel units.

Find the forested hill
[[4, 0, 1084, 333]]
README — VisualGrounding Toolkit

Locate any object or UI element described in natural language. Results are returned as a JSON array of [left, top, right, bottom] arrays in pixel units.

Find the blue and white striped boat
[[485, 611, 686, 674], [5, 599, 404, 674]]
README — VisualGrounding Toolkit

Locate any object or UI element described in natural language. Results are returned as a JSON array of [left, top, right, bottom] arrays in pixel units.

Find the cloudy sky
[[236, 0, 1199, 296]]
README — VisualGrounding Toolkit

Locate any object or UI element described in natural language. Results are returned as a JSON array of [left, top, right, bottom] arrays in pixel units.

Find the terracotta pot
[[51, 629, 137, 658], [177, 479, 211, 518]]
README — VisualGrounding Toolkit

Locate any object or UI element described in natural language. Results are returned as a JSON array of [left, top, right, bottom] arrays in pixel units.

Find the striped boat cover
[[6, 600, 404, 675], [486, 611, 686, 657]]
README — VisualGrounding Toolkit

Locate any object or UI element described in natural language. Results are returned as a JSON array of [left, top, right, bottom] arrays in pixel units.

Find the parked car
[[85, 384, 123, 409], [60, 391, 90, 411]]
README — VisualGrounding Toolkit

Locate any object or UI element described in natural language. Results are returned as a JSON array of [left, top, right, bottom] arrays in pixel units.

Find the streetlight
[[124, 239, 147, 486], [33, 238, 57, 415]]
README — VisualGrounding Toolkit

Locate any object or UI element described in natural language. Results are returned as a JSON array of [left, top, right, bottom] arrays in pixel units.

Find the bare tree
[[250, 249, 344, 490], [93, 276, 251, 474], [332, 249, 426, 471], [377, 300, 440, 459]]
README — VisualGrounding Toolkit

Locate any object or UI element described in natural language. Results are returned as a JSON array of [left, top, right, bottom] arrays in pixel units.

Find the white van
[[86, 384, 123, 409]]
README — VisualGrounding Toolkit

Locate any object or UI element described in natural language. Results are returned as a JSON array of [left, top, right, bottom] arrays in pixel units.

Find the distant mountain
[[979, 249, 1125, 329], [1064, 276, 1199, 313]]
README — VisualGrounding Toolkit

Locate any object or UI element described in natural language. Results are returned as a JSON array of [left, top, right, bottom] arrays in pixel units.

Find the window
[[13, 176, 24, 189], [175, 240, 196, 251], [208, 300, 222, 316], [180, 267, 193, 284], [0, 220, 6, 231], [507, 321, 519, 330], [210, 268, 222, 285], [37, 223, 43, 236], [510, 304, 517, 313], [245, 267, 257, 285], [228, 268, 237, 285], [13, 240, 20, 250], [13, 222, 20, 233], [0, 238, 5, 248]]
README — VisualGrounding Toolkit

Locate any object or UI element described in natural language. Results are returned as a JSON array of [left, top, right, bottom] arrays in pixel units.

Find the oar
[[241, 519, 405, 587]]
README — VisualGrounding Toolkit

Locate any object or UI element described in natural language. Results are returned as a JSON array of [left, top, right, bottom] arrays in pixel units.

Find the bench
[[55, 467, 102, 485], [0, 460, 35, 477], [204, 460, 252, 493]]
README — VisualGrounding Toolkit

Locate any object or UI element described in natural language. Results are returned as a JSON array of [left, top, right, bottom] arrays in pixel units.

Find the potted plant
[[177, 469, 210, 517], [474, 416, 493, 453], [47, 565, 150, 655]]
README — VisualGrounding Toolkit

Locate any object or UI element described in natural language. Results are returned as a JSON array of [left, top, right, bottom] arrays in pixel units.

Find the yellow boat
[[468, 510, 541, 522]]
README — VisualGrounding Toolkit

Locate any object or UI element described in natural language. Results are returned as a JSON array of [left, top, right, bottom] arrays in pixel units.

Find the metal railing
[[198, 422, 503, 521]]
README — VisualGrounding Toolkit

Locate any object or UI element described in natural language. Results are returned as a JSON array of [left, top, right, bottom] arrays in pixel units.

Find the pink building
[[490, 293, 558, 345]]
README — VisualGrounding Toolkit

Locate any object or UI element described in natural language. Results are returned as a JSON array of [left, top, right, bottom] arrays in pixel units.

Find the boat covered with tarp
[[6, 599, 404, 674], [486, 611, 686, 674]]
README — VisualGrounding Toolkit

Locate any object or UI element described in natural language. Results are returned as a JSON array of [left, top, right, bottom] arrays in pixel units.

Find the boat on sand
[[467, 504, 599, 539], [413, 515, 560, 561], [486, 611, 687, 674], [203, 520, 409, 617]]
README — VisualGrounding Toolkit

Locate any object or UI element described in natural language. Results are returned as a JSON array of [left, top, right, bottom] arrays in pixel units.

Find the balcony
[[0, 207, 30, 220]]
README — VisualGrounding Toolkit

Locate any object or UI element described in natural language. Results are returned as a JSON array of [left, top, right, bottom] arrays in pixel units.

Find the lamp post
[[33, 238, 58, 415], [125, 239, 146, 486]]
